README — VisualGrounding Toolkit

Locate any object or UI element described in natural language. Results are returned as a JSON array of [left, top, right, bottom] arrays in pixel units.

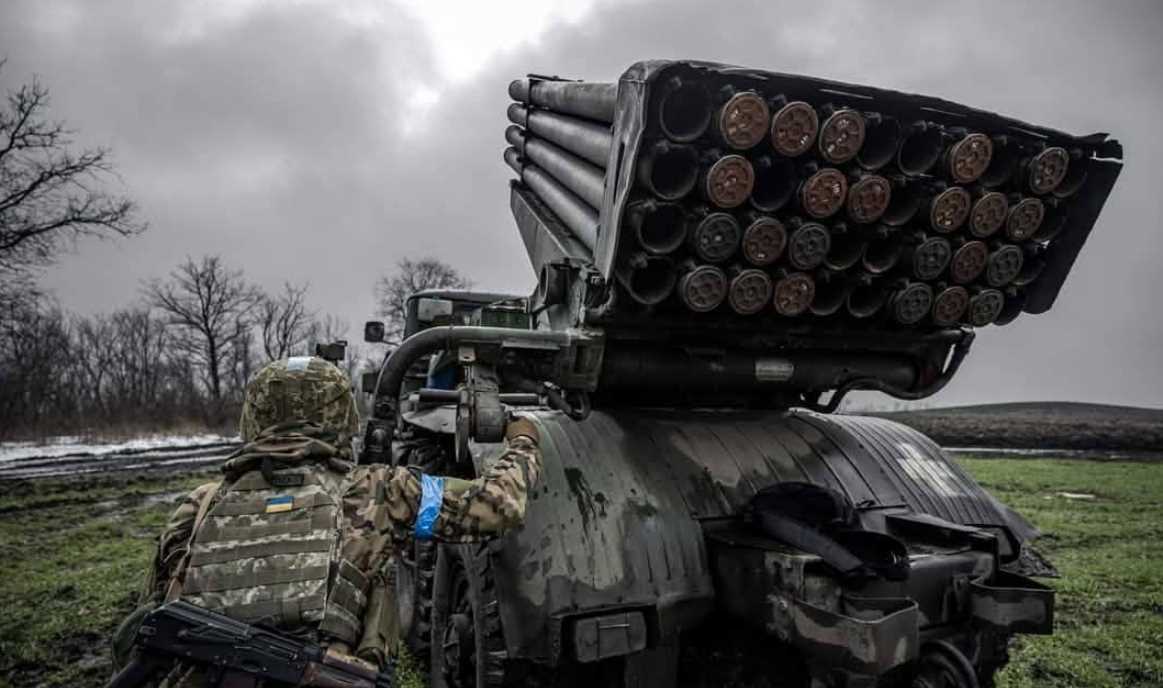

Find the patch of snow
[[0, 433, 238, 463]]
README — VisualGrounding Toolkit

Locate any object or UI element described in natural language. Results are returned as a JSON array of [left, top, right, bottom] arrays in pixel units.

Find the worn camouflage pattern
[[238, 356, 360, 443], [116, 359, 542, 681]]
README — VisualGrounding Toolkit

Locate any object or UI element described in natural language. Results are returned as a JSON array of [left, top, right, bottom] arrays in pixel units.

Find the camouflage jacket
[[118, 426, 541, 675]]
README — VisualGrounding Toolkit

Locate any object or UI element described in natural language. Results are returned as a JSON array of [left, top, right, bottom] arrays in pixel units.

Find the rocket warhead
[[1006, 198, 1045, 241], [770, 101, 819, 157], [969, 192, 1009, 238]]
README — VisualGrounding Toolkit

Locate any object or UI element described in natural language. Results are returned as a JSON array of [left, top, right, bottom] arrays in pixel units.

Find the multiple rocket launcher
[[504, 62, 1119, 334]]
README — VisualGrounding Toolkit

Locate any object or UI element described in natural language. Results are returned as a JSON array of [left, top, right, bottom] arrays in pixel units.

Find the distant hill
[[871, 402, 1163, 451]]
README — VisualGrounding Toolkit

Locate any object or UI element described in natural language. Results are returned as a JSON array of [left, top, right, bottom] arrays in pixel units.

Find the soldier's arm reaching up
[[349, 417, 542, 541]]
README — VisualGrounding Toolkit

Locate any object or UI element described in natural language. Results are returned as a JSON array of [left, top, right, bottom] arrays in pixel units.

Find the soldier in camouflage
[[113, 355, 541, 680]]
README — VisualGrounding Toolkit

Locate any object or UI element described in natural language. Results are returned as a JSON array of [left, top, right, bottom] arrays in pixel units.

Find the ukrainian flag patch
[[265, 495, 294, 513]]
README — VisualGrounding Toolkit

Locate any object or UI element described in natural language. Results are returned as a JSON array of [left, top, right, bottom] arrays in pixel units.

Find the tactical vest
[[179, 461, 370, 646]]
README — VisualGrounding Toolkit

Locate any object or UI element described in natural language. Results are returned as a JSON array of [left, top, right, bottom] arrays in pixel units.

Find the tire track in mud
[[0, 442, 241, 481]]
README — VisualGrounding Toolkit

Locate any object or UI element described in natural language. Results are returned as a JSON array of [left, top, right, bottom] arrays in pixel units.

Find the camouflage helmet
[[239, 356, 360, 442]]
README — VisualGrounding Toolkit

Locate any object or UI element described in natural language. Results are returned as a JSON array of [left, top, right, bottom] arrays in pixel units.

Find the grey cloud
[[1, 0, 1160, 407]]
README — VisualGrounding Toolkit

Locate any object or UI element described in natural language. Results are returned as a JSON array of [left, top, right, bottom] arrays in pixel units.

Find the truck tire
[[430, 543, 513, 688], [395, 538, 437, 661]]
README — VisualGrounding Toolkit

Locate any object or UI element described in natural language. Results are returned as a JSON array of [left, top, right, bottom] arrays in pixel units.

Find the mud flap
[[782, 594, 919, 680], [970, 571, 1054, 635]]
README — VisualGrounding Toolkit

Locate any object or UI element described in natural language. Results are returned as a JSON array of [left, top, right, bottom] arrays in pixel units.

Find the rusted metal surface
[[716, 91, 769, 150], [932, 286, 970, 326], [1027, 146, 1070, 195], [741, 216, 786, 266], [818, 109, 866, 164], [770, 101, 818, 157], [773, 271, 816, 316], [703, 154, 754, 208], [1006, 197, 1045, 241], [929, 186, 972, 233], [847, 175, 892, 223], [969, 191, 1008, 238], [947, 133, 993, 184], [800, 168, 848, 219]]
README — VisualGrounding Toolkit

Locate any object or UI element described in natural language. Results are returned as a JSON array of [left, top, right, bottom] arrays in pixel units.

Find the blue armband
[[415, 474, 445, 540]]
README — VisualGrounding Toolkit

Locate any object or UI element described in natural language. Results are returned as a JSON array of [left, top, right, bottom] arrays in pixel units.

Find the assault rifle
[[108, 600, 393, 688]]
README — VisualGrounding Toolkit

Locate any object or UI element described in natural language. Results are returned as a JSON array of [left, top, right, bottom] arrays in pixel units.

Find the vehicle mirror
[[364, 321, 386, 343]]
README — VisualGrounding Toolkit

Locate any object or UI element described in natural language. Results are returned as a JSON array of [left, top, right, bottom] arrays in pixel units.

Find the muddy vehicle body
[[360, 61, 1121, 687]]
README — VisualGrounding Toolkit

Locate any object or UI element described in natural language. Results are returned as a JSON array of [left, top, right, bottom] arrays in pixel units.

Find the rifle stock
[[108, 601, 392, 688]]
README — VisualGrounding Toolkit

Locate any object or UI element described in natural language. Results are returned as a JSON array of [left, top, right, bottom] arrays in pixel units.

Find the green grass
[[961, 458, 1163, 688], [2, 459, 1161, 687], [0, 474, 212, 688]]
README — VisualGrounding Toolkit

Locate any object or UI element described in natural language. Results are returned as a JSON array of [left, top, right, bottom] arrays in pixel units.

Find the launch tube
[[857, 114, 901, 171], [688, 211, 741, 264], [862, 235, 901, 274], [1024, 146, 1070, 195], [810, 270, 850, 317], [818, 107, 866, 164], [676, 261, 728, 313], [658, 76, 712, 142], [749, 156, 797, 211], [508, 78, 616, 123], [773, 270, 816, 316], [984, 244, 1024, 287], [823, 229, 866, 271], [1005, 197, 1045, 241], [504, 147, 598, 250], [506, 104, 612, 168], [787, 221, 832, 271], [968, 288, 1005, 326], [1054, 149, 1089, 198], [617, 252, 677, 306], [969, 191, 1009, 238], [740, 215, 787, 266], [505, 126, 605, 209], [847, 275, 887, 319], [932, 285, 970, 326], [888, 282, 934, 325], [713, 90, 770, 150], [626, 200, 686, 255], [637, 140, 700, 200], [727, 266, 773, 315], [945, 132, 993, 184], [897, 122, 945, 176], [980, 135, 1019, 188]]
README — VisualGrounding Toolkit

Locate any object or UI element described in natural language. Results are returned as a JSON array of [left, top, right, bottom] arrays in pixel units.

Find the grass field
[[1, 456, 1161, 688]]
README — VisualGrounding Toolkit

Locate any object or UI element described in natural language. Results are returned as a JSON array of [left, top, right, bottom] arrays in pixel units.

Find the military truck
[[360, 61, 1122, 688]]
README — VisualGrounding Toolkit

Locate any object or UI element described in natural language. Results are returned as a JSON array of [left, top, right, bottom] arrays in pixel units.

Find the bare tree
[[258, 282, 314, 360], [0, 61, 144, 274], [144, 256, 260, 419], [0, 293, 72, 436], [374, 257, 469, 340]]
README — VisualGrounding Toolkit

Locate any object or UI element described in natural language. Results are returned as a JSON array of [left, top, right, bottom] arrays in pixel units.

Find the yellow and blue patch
[[265, 495, 294, 514]]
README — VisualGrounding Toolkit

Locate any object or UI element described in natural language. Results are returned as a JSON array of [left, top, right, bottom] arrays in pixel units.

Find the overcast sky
[[1, 0, 1160, 409]]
